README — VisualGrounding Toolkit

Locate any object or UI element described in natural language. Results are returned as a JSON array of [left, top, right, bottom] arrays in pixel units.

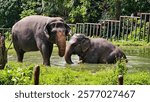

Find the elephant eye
[[56, 23, 64, 28], [75, 44, 81, 48], [50, 23, 56, 28]]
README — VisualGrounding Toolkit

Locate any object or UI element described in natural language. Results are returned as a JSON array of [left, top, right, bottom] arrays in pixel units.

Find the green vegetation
[[0, 0, 149, 27], [0, 61, 150, 85], [112, 40, 150, 46], [0, 62, 33, 85]]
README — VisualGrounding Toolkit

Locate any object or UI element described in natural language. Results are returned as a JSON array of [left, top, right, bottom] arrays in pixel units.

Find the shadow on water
[[8, 46, 150, 72]]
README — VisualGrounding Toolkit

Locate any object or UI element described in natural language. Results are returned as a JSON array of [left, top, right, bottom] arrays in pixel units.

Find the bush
[[4, 31, 11, 41], [20, 9, 37, 19], [0, 62, 34, 85]]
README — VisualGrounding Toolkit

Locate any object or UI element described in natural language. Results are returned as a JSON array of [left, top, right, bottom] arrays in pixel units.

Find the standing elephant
[[12, 15, 70, 66], [65, 34, 127, 64]]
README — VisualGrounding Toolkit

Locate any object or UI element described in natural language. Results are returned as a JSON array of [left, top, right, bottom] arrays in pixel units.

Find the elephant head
[[44, 17, 70, 57], [65, 34, 90, 64]]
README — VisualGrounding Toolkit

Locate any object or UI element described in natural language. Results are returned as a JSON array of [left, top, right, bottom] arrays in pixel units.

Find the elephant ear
[[65, 24, 71, 36], [81, 38, 90, 52], [44, 22, 51, 39]]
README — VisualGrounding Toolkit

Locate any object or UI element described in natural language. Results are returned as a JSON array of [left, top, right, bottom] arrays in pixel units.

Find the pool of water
[[8, 46, 150, 72], [122, 46, 150, 72]]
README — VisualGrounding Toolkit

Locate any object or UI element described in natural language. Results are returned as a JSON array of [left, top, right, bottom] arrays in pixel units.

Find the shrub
[[0, 62, 34, 85]]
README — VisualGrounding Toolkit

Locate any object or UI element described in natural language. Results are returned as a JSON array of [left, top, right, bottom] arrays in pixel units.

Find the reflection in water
[[8, 46, 150, 72]]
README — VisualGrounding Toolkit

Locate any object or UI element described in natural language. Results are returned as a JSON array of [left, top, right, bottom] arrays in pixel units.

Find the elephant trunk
[[64, 44, 73, 64], [56, 31, 66, 57]]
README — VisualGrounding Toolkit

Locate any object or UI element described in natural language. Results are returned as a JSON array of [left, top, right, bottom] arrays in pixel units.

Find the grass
[[0, 61, 150, 85], [111, 40, 150, 46]]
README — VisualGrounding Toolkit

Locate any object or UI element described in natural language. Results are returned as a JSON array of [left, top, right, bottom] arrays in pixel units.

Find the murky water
[[8, 46, 150, 72], [121, 46, 150, 72]]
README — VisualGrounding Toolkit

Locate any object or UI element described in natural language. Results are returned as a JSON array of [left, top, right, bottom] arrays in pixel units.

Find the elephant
[[12, 15, 70, 66], [0, 33, 7, 69], [65, 34, 127, 64]]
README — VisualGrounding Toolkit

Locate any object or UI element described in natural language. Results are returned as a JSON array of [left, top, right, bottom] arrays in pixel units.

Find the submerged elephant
[[65, 34, 127, 64], [12, 15, 70, 66]]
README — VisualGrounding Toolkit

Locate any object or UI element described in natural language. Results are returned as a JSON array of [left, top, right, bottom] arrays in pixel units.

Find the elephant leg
[[16, 49, 25, 62], [13, 41, 25, 62], [39, 43, 53, 66]]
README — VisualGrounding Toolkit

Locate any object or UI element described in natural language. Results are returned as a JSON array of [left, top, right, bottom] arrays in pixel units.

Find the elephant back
[[12, 15, 64, 35], [12, 15, 49, 31]]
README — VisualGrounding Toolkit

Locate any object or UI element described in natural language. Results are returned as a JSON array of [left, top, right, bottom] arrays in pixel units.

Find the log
[[33, 65, 40, 85], [118, 75, 123, 85]]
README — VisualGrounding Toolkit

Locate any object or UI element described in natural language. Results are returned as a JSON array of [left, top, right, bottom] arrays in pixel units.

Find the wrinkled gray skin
[[12, 15, 70, 66], [65, 34, 127, 64]]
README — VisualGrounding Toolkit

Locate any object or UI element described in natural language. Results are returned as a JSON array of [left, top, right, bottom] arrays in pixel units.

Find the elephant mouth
[[69, 37, 77, 44], [64, 44, 74, 64]]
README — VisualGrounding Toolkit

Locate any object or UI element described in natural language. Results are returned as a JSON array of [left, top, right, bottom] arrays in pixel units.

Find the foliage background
[[0, 0, 149, 27]]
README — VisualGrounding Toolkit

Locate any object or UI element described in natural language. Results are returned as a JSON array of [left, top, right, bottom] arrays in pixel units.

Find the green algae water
[[8, 46, 150, 72]]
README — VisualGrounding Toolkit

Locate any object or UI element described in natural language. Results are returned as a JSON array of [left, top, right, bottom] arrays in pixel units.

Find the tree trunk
[[115, 0, 121, 20]]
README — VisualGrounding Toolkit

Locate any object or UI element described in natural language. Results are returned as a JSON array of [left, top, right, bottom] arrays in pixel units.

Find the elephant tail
[[6, 40, 13, 52], [6, 29, 16, 52]]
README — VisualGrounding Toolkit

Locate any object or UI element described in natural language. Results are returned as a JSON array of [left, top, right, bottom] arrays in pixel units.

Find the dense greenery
[[0, 62, 33, 85], [0, 61, 150, 85], [0, 0, 149, 27]]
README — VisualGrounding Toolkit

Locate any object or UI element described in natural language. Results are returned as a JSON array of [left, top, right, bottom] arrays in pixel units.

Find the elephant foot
[[43, 61, 50, 66], [16, 49, 25, 63], [17, 56, 24, 63], [17, 60, 23, 63]]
